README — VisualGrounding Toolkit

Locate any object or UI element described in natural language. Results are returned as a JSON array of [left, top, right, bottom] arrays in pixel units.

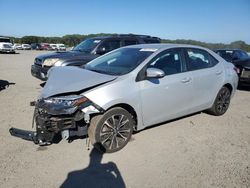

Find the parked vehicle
[[41, 43, 52, 51], [215, 49, 250, 84], [31, 43, 42, 50], [56, 43, 66, 51], [31, 34, 161, 81], [50, 44, 58, 50], [22, 44, 31, 50], [0, 37, 15, 53], [0, 43, 15, 53], [10, 44, 238, 153], [13, 43, 23, 50]]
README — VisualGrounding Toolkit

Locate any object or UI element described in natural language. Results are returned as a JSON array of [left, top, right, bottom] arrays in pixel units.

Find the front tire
[[208, 86, 231, 116], [88, 107, 134, 153]]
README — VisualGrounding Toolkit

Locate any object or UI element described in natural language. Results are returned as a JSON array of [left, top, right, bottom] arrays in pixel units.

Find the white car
[[22, 44, 31, 50], [50, 44, 58, 50], [56, 44, 66, 51], [0, 37, 15, 53], [0, 43, 15, 53], [13, 43, 23, 50]]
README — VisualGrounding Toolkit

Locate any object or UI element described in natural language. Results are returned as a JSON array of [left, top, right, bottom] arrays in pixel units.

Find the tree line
[[4, 34, 250, 52]]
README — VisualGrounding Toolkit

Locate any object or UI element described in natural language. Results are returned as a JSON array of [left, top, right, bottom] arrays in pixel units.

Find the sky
[[0, 0, 250, 44]]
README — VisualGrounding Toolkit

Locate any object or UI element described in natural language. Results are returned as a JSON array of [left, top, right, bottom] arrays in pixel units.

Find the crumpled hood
[[40, 67, 117, 98]]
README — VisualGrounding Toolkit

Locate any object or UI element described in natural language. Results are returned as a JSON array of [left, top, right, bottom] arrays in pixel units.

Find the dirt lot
[[0, 50, 250, 188]]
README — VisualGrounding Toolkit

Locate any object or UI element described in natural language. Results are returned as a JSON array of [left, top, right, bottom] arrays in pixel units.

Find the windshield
[[85, 48, 154, 76], [73, 38, 102, 53], [3, 44, 12, 48]]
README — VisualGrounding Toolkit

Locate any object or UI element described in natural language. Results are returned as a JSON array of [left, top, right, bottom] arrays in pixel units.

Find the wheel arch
[[106, 103, 138, 130], [223, 83, 233, 93]]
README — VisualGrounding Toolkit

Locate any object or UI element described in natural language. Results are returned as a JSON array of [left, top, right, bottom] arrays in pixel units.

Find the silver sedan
[[10, 44, 239, 153]]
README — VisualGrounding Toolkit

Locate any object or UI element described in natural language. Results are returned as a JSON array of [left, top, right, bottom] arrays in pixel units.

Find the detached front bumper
[[9, 128, 38, 143], [9, 107, 88, 145]]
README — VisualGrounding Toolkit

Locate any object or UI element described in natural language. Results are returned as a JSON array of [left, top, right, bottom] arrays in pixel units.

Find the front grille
[[35, 108, 75, 132]]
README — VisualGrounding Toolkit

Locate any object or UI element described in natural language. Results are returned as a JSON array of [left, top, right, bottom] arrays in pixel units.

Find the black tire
[[88, 107, 134, 153], [208, 86, 231, 116]]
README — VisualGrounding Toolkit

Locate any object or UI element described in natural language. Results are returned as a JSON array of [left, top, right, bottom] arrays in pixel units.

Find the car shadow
[[0, 80, 15, 91], [60, 146, 126, 188]]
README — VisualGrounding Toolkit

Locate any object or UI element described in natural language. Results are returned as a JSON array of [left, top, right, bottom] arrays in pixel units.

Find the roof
[[90, 34, 160, 40], [215, 49, 242, 51], [124, 43, 209, 50]]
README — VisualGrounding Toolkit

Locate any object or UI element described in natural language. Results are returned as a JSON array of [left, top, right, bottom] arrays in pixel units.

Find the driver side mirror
[[146, 68, 165, 78], [96, 47, 107, 55]]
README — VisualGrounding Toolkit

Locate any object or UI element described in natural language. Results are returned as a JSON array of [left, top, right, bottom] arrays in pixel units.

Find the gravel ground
[[0, 50, 250, 188]]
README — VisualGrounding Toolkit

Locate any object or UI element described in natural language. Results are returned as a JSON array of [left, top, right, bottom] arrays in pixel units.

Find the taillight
[[233, 66, 240, 74]]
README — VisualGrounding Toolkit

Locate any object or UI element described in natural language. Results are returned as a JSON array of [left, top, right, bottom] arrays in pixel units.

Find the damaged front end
[[9, 95, 103, 145]]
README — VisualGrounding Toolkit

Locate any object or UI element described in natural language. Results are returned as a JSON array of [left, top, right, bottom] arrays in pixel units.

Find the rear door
[[139, 48, 195, 126], [184, 48, 223, 109]]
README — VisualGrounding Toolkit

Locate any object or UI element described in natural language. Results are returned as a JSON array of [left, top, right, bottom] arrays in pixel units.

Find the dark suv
[[215, 49, 250, 84], [31, 34, 161, 81]]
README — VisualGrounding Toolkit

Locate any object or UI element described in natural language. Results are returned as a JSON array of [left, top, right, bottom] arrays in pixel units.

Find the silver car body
[[41, 44, 238, 131]]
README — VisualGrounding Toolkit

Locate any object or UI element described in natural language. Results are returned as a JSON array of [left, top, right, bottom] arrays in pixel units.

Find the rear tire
[[208, 86, 231, 116], [88, 107, 134, 153]]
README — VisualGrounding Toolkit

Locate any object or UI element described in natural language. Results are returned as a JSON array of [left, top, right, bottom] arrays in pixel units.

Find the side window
[[99, 40, 121, 52], [148, 49, 183, 76], [186, 48, 212, 71], [144, 39, 160, 44], [238, 50, 249, 59], [233, 51, 241, 60], [123, 40, 138, 46]]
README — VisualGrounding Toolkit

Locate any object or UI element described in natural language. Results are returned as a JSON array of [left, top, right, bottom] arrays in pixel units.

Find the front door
[[139, 48, 195, 127]]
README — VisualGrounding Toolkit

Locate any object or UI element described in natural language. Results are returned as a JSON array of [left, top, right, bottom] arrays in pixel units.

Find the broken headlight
[[41, 95, 89, 115]]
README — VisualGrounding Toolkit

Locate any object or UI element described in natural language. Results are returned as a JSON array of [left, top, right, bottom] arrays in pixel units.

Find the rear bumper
[[31, 64, 48, 81]]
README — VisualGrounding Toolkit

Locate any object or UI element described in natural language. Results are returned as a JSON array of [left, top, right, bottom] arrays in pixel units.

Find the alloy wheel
[[100, 114, 131, 150]]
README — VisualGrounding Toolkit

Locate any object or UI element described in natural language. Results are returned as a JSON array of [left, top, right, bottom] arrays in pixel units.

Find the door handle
[[181, 77, 191, 83], [216, 70, 222, 75]]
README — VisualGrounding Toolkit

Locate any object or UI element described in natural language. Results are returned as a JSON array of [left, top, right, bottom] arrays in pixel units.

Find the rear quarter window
[[209, 54, 219, 66]]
